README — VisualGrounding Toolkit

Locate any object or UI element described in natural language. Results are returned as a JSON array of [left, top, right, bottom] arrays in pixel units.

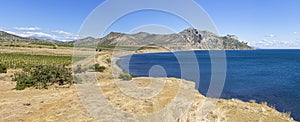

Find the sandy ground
[[0, 47, 295, 121], [0, 73, 93, 122]]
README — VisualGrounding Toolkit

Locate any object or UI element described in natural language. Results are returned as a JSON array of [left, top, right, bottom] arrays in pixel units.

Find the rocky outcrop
[[180, 28, 252, 49]]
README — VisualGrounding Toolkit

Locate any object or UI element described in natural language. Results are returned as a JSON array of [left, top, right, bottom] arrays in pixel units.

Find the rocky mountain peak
[[130, 32, 150, 37], [106, 32, 124, 38]]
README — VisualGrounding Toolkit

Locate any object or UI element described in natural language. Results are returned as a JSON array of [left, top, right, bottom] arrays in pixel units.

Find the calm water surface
[[118, 50, 300, 120]]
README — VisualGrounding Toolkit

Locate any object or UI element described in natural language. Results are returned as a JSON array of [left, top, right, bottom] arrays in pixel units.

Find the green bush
[[94, 64, 105, 72], [119, 73, 132, 81], [15, 72, 33, 90], [57, 43, 74, 47], [0, 64, 7, 73], [13, 65, 72, 90]]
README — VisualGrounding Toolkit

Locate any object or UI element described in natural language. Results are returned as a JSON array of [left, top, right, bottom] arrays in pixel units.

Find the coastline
[[112, 49, 295, 121], [0, 47, 295, 121]]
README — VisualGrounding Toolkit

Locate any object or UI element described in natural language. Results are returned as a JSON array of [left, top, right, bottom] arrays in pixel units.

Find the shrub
[[94, 64, 105, 72], [15, 72, 33, 90], [119, 73, 132, 81], [0, 64, 7, 73], [13, 65, 72, 90], [96, 48, 102, 52], [106, 58, 111, 64]]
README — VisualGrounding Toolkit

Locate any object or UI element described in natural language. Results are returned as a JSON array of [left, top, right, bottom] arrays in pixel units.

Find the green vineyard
[[0, 53, 72, 70]]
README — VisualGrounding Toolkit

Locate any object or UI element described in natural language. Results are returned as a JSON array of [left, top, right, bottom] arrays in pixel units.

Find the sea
[[118, 49, 300, 120]]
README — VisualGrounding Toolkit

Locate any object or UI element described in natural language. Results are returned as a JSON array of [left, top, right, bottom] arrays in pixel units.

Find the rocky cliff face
[[97, 28, 253, 50], [180, 28, 252, 49]]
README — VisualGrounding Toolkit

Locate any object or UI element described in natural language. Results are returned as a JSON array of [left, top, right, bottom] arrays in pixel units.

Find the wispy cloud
[[252, 39, 300, 48], [264, 34, 276, 38], [52, 30, 79, 41], [14, 27, 41, 31], [19, 32, 56, 40], [4, 29, 56, 40], [4, 27, 81, 42], [52, 30, 72, 35], [293, 32, 300, 35], [3, 30, 18, 35], [0, 26, 9, 31]]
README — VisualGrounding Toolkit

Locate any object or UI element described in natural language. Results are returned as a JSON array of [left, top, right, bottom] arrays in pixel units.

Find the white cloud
[[14, 27, 41, 31], [0, 26, 9, 31], [264, 34, 276, 38], [294, 32, 300, 35], [18, 32, 56, 40], [252, 39, 300, 48], [3, 28, 80, 42], [53, 30, 72, 35], [52, 30, 79, 41], [3, 30, 19, 35]]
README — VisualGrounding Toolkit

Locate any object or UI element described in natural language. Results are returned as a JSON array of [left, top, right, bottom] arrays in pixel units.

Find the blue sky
[[0, 0, 300, 48]]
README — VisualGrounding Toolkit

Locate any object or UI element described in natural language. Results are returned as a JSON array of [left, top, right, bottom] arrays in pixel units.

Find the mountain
[[0, 28, 253, 50], [0, 31, 62, 44], [0, 31, 35, 42], [97, 28, 253, 50], [27, 35, 54, 41]]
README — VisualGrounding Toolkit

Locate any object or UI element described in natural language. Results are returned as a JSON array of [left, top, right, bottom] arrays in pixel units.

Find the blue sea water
[[118, 50, 300, 120]]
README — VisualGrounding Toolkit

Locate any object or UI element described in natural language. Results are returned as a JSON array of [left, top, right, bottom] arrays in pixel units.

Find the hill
[[0, 28, 253, 50], [0, 31, 56, 43], [96, 28, 253, 50]]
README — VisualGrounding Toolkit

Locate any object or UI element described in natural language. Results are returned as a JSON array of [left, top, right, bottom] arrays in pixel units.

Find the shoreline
[[112, 49, 295, 121], [0, 47, 295, 121]]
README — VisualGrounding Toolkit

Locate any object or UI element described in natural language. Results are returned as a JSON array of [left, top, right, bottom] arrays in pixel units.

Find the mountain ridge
[[0, 28, 253, 50], [0, 31, 69, 44], [96, 28, 253, 50]]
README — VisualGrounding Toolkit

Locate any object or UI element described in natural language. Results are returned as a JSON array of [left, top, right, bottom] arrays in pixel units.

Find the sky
[[0, 0, 300, 48]]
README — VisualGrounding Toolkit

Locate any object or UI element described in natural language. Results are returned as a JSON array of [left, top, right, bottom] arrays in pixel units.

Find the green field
[[0, 53, 72, 71]]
